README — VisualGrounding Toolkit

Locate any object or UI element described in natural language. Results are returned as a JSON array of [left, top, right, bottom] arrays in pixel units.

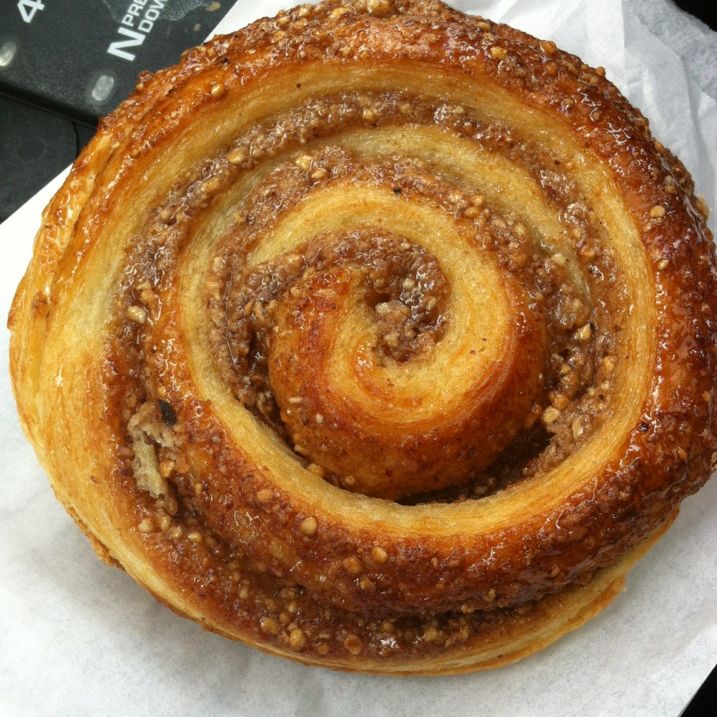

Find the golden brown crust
[[9, 0, 717, 673]]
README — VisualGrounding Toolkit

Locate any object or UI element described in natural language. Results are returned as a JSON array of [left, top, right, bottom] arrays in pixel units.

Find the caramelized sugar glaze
[[9, 0, 717, 673]]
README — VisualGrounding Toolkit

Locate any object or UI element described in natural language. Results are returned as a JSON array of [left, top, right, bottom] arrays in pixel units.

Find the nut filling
[[108, 84, 637, 658]]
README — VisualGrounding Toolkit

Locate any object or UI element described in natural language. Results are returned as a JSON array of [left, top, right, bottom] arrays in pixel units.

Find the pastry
[[9, 0, 717, 673]]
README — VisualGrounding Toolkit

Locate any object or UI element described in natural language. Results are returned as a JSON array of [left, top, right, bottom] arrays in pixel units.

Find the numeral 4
[[18, 0, 45, 24]]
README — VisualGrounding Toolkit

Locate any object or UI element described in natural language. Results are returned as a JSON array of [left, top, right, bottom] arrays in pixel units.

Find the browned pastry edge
[[59, 483, 677, 674]]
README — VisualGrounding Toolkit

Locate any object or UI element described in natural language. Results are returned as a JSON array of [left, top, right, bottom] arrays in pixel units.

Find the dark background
[[0, 0, 232, 220], [676, 0, 716, 29]]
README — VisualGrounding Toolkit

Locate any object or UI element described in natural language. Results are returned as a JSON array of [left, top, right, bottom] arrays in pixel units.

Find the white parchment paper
[[1, 1, 715, 715]]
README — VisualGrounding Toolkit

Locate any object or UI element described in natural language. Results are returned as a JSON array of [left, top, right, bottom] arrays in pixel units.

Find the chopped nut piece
[[159, 459, 174, 479], [542, 406, 561, 425], [513, 222, 527, 237], [260, 617, 280, 636], [210, 82, 225, 98], [343, 556, 363, 574], [256, 488, 273, 503], [371, 546, 389, 564], [650, 205, 666, 219], [162, 496, 178, 518], [343, 635, 363, 655], [127, 402, 173, 498], [575, 323, 592, 342], [489, 46, 508, 61], [361, 578, 375, 591], [657, 258, 670, 271], [602, 356, 616, 375], [366, 0, 393, 16], [294, 154, 313, 171], [300, 516, 318, 536], [227, 146, 247, 165], [540, 39, 557, 55], [572, 417, 586, 440], [423, 625, 439, 642], [126, 305, 147, 325], [137, 518, 154, 533], [307, 463, 325, 477], [288, 628, 307, 650]]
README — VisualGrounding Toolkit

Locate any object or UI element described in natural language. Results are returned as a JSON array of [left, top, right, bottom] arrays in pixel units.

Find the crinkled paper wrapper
[[1, 1, 715, 714]]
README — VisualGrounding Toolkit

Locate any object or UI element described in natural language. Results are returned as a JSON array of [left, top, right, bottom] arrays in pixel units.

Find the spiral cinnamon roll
[[9, 0, 717, 673]]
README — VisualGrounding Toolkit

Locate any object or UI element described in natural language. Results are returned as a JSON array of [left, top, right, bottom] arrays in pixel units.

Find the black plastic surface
[[0, 0, 231, 221], [0, 0, 230, 124], [0, 95, 78, 219]]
